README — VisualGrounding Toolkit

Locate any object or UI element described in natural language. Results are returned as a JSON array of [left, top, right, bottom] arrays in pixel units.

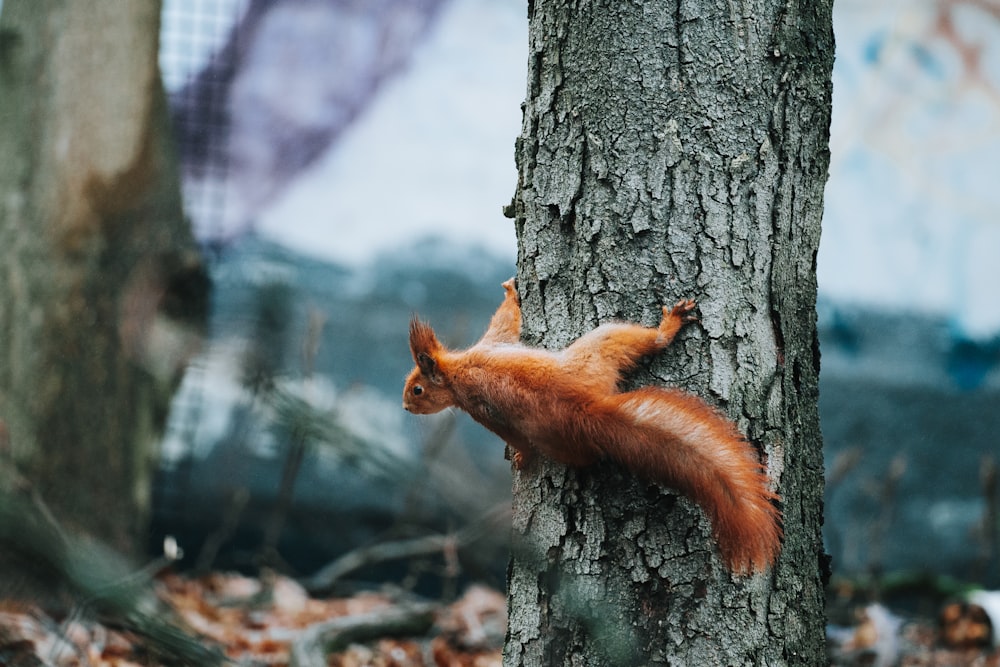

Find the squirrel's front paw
[[500, 278, 519, 304], [657, 299, 698, 343], [507, 446, 533, 471], [512, 451, 526, 470], [668, 299, 698, 322]]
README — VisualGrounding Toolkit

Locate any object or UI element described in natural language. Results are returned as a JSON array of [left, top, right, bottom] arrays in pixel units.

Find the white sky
[[254, 0, 523, 265]]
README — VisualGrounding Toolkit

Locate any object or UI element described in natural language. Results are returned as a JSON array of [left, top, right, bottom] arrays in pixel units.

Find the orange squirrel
[[403, 279, 782, 574]]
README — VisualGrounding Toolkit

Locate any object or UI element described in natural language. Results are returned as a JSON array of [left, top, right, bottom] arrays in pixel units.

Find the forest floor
[[826, 575, 1000, 667], [0, 571, 504, 666], [0, 570, 998, 666]]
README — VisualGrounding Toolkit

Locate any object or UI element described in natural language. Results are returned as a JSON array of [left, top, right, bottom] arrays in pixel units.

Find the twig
[[976, 454, 998, 581], [262, 312, 325, 567], [194, 487, 249, 573], [868, 454, 907, 592], [303, 533, 459, 593], [302, 504, 510, 594], [289, 601, 436, 667]]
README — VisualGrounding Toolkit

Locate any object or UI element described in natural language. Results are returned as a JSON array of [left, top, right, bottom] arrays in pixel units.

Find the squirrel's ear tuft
[[410, 316, 444, 384], [409, 316, 443, 360], [416, 351, 442, 384]]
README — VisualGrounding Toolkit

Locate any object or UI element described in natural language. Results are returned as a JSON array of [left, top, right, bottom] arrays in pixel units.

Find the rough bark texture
[[503, 1, 832, 665], [0, 1, 207, 554]]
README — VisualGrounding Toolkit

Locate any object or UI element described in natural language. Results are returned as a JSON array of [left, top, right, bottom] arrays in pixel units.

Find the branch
[[289, 602, 436, 667], [301, 505, 510, 593], [303, 533, 458, 593]]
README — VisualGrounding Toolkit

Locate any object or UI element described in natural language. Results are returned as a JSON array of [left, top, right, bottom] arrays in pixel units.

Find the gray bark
[[504, 1, 832, 665], [0, 1, 206, 554]]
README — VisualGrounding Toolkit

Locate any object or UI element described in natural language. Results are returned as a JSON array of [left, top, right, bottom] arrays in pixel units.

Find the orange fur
[[403, 279, 782, 574]]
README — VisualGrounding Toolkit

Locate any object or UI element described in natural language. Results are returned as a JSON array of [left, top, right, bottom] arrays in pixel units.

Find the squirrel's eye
[[412, 385, 424, 396]]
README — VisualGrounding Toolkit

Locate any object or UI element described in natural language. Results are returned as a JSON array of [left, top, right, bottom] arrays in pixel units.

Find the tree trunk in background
[[504, 1, 832, 664], [0, 1, 207, 555]]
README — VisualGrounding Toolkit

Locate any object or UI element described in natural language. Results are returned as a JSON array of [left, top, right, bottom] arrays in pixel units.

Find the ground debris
[[829, 600, 1000, 666], [0, 572, 504, 667]]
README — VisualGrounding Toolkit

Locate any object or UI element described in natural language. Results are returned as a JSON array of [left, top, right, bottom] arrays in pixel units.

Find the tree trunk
[[504, 1, 832, 664], [0, 1, 206, 555]]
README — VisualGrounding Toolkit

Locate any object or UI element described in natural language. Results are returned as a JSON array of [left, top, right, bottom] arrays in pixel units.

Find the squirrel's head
[[403, 317, 452, 414]]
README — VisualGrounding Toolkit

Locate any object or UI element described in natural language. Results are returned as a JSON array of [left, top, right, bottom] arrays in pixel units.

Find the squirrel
[[403, 279, 782, 574]]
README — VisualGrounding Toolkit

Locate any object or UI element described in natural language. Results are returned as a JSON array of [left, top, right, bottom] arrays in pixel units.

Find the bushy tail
[[600, 386, 782, 574]]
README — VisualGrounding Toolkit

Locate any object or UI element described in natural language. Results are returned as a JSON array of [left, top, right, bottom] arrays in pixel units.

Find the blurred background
[[143, 0, 998, 593]]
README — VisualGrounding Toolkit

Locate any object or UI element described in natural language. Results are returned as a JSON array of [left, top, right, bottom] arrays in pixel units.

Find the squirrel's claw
[[666, 299, 699, 323]]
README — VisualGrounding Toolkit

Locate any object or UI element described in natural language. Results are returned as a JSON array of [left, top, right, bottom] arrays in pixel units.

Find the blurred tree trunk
[[504, 1, 832, 665], [0, 1, 207, 555]]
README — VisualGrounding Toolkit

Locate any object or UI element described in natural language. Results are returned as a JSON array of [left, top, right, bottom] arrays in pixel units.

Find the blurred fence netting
[[160, 0, 248, 248]]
